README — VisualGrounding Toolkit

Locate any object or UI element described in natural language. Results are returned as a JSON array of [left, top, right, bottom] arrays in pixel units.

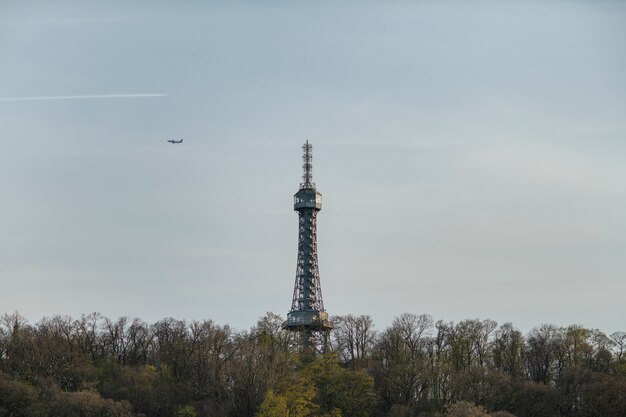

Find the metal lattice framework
[[291, 208, 323, 311], [283, 141, 332, 350]]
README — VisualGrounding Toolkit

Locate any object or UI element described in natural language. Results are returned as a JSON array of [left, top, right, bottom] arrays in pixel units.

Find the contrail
[[0, 93, 168, 102]]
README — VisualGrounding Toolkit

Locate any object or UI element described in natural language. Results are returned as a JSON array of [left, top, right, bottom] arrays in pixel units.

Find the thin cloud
[[0, 94, 168, 102]]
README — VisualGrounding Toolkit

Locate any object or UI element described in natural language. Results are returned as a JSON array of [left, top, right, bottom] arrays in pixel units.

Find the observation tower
[[283, 141, 332, 350]]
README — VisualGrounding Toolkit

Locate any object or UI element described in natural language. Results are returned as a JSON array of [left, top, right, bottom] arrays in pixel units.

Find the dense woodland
[[0, 311, 624, 417]]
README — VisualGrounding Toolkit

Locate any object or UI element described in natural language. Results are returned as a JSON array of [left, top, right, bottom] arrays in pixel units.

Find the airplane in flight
[[167, 139, 183, 144]]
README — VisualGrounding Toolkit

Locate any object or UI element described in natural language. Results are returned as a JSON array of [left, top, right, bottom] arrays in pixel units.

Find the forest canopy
[[0, 311, 624, 417]]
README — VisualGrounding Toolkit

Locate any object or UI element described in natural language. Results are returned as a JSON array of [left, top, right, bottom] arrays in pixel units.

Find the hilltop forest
[[0, 312, 624, 417]]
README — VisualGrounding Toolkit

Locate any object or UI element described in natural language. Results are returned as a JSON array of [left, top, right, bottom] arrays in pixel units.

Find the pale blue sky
[[1, 1, 625, 333]]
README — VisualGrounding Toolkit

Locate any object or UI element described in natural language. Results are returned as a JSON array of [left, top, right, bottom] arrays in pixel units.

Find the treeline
[[0, 312, 625, 417]]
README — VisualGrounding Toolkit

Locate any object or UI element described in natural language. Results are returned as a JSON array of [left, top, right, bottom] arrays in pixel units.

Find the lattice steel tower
[[283, 141, 332, 350]]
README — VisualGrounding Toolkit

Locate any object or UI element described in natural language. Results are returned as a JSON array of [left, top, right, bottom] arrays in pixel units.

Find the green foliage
[[175, 405, 198, 417], [0, 371, 133, 417], [256, 389, 291, 417], [257, 378, 319, 417], [97, 361, 175, 417], [275, 369, 320, 417], [304, 355, 377, 417], [0, 371, 43, 417], [256, 355, 376, 417]]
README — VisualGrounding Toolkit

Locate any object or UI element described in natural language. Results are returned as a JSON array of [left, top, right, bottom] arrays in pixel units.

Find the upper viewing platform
[[294, 189, 322, 210]]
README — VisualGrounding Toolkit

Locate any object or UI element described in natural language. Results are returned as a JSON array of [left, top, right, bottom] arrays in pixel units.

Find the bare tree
[[493, 323, 524, 379], [610, 331, 626, 362], [525, 324, 560, 384], [372, 314, 433, 413], [332, 314, 377, 368]]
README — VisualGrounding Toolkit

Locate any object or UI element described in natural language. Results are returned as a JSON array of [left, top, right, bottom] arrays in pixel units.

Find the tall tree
[[493, 323, 524, 379], [372, 314, 433, 414], [331, 315, 376, 369]]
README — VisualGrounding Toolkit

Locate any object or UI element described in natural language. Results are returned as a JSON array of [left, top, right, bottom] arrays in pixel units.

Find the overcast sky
[[1, 1, 624, 334]]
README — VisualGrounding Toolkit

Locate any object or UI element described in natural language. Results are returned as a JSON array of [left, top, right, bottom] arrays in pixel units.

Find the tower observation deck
[[283, 141, 332, 350]]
